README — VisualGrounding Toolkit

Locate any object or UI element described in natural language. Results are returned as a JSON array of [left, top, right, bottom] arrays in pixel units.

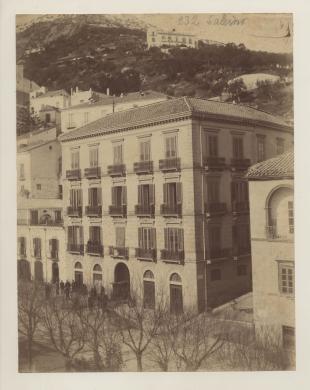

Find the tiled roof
[[17, 139, 54, 153], [38, 89, 69, 98], [59, 96, 292, 142], [62, 90, 168, 111], [247, 151, 294, 180]]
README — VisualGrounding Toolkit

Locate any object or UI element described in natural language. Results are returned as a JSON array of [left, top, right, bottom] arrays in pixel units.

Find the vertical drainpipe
[[44, 227, 47, 282], [199, 123, 207, 310]]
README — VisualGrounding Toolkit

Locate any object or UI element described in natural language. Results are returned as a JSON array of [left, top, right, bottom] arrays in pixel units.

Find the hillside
[[17, 16, 293, 121]]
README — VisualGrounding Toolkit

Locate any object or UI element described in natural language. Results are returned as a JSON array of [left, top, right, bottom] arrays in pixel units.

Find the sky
[[16, 13, 293, 53]]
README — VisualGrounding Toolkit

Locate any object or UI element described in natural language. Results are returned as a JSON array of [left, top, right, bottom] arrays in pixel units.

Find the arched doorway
[[93, 264, 103, 293], [52, 262, 59, 283], [17, 259, 31, 281], [74, 261, 83, 286], [34, 260, 44, 282], [143, 270, 155, 309], [113, 263, 130, 300], [170, 273, 183, 314]]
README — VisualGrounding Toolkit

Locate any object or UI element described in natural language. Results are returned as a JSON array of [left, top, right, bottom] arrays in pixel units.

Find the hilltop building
[[147, 28, 198, 49], [57, 97, 293, 313], [247, 152, 294, 350]]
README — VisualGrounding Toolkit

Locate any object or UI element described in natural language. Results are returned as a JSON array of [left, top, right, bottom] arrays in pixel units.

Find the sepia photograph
[[14, 12, 295, 374]]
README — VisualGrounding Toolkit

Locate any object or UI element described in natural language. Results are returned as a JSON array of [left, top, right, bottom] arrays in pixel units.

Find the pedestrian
[[56, 281, 60, 296], [45, 283, 51, 300], [60, 280, 64, 295], [64, 280, 70, 300]]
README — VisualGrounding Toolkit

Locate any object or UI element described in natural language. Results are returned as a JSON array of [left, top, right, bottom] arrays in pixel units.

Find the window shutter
[[138, 185, 142, 205], [178, 229, 184, 251], [151, 228, 156, 249], [88, 188, 92, 206], [138, 228, 142, 248], [111, 187, 116, 206], [231, 182, 236, 204], [163, 183, 168, 204], [164, 228, 168, 250], [79, 227, 84, 245], [149, 184, 155, 205], [122, 186, 127, 205], [98, 188, 102, 205], [176, 183, 182, 204]]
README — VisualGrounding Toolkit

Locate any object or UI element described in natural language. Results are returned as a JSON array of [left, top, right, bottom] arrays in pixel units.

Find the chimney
[[106, 88, 110, 96]]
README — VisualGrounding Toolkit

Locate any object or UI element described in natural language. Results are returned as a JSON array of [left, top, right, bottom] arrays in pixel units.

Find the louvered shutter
[[112, 187, 116, 206], [79, 226, 84, 245], [178, 229, 184, 251], [164, 228, 168, 250], [149, 184, 155, 205], [88, 188, 92, 206], [163, 183, 168, 204], [48, 239, 52, 258], [138, 185, 142, 205], [176, 183, 182, 204], [138, 228, 142, 249], [98, 188, 102, 205], [151, 228, 156, 249], [122, 186, 127, 205]]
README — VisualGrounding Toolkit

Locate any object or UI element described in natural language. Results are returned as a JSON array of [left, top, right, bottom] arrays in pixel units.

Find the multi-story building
[[69, 86, 107, 107], [59, 97, 293, 313], [17, 129, 65, 283], [30, 89, 71, 116], [147, 29, 198, 49], [247, 151, 294, 349], [16, 63, 41, 109], [60, 90, 168, 134]]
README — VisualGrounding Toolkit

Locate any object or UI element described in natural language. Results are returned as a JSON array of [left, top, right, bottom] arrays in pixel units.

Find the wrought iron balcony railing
[[107, 164, 126, 177], [67, 243, 84, 255], [204, 156, 226, 170], [66, 169, 81, 180], [135, 204, 155, 217], [133, 161, 154, 174], [135, 248, 157, 261], [207, 248, 231, 261], [230, 158, 251, 171], [159, 157, 181, 172], [232, 201, 249, 215], [160, 203, 182, 217], [109, 246, 129, 259], [85, 205, 102, 217], [108, 205, 127, 217], [67, 206, 82, 218], [84, 167, 101, 179], [205, 202, 227, 217], [86, 242, 104, 256], [160, 249, 184, 264]]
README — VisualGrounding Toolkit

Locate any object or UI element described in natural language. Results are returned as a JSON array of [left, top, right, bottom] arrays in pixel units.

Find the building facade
[[147, 29, 198, 49], [59, 97, 293, 313], [247, 152, 294, 349], [30, 89, 71, 116]]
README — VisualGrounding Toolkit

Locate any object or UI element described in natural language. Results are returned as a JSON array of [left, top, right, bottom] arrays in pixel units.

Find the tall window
[[231, 181, 249, 203], [279, 263, 294, 295], [170, 273, 183, 314], [19, 163, 25, 180], [207, 179, 220, 203], [232, 137, 244, 159], [70, 189, 83, 208], [164, 228, 184, 253], [138, 184, 155, 206], [276, 138, 285, 155], [49, 239, 58, 259], [207, 134, 218, 157], [89, 226, 101, 244], [115, 226, 126, 248], [140, 140, 151, 161], [71, 150, 80, 169], [68, 226, 84, 246], [89, 146, 98, 167], [88, 188, 102, 206], [163, 183, 182, 206], [165, 134, 177, 158], [112, 186, 126, 207], [257, 135, 266, 162], [138, 227, 156, 250], [18, 237, 26, 256], [208, 225, 221, 257], [30, 209, 39, 225], [33, 237, 41, 259], [143, 270, 155, 309], [232, 224, 251, 255], [113, 143, 123, 165], [288, 201, 294, 233]]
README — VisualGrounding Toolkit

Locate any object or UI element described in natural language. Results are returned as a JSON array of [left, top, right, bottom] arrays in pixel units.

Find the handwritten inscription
[[178, 14, 247, 27]]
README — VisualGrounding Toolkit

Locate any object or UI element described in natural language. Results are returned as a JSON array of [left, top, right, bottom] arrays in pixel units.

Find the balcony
[[67, 243, 84, 255], [207, 248, 231, 262], [232, 201, 249, 215], [109, 205, 127, 217], [86, 242, 104, 257], [17, 218, 29, 225], [30, 219, 64, 227], [230, 158, 251, 171], [160, 203, 182, 217], [84, 167, 101, 179], [107, 164, 126, 177], [160, 249, 184, 264], [135, 248, 157, 261], [135, 204, 155, 217], [159, 157, 181, 172], [67, 206, 82, 218], [18, 251, 27, 259], [66, 169, 81, 180], [205, 202, 227, 217], [109, 246, 129, 259], [204, 156, 226, 171], [133, 161, 154, 174], [232, 246, 251, 258], [85, 205, 102, 217], [34, 251, 41, 260]]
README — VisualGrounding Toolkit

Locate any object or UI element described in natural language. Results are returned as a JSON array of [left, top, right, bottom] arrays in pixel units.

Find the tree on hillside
[[17, 106, 42, 136], [227, 78, 248, 102]]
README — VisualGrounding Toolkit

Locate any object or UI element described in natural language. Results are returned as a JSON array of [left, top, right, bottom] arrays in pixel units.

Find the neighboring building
[[60, 90, 169, 134], [247, 152, 294, 350], [16, 63, 41, 109], [70, 86, 107, 107], [17, 128, 65, 284], [59, 97, 293, 313], [147, 28, 198, 49], [30, 89, 71, 115]]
